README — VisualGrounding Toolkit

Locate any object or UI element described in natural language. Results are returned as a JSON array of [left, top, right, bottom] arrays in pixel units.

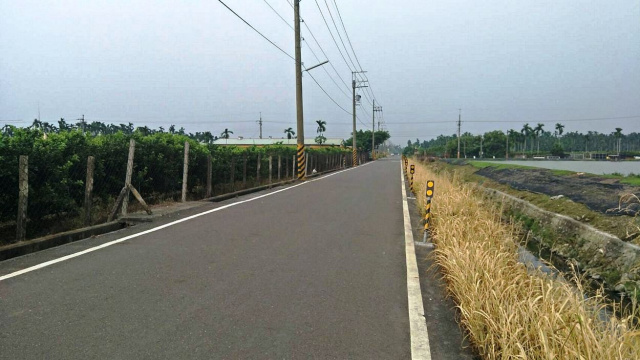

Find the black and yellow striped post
[[422, 180, 435, 242], [352, 149, 358, 167], [297, 144, 306, 180], [409, 165, 415, 193], [404, 157, 408, 178]]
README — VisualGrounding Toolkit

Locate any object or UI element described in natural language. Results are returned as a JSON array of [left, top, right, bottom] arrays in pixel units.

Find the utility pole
[[258, 112, 263, 139], [294, 0, 305, 179], [457, 109, 461, 159], [77, 114, 85, 134], [372, 99, 375, 160], [352, 71, 368, 166], [372, 101, 382, 160]]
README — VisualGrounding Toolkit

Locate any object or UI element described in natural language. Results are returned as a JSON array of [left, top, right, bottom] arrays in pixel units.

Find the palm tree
[[555, 123, 564, 138], [220, 128, 233, 139], [534, 123, 544, 154], [521, 123, 532, 155], [284, 127, 296, 139], [316, 120, 326, 134], [614, 127, 623, 155]]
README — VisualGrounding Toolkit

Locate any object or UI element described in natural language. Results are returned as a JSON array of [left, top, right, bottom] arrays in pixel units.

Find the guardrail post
[[409, 165, 415, 194], [181, 141, 189, 202], [84, 155, 95, 226], [422, 180, 435, 243], [16, 155, 28, 242]]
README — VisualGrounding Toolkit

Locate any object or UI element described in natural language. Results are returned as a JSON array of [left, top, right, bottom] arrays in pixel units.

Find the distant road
[[0, 159, 418, 359]]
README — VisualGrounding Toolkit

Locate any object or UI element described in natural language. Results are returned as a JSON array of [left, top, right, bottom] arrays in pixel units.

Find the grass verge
[[408, 159, 640, 359]]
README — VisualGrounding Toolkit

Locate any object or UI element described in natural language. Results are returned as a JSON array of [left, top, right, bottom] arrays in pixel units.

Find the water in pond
[[480, 160, 640, 176]]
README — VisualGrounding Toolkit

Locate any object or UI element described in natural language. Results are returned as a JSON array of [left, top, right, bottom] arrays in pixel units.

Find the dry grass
[[407, 159, 640, 359]]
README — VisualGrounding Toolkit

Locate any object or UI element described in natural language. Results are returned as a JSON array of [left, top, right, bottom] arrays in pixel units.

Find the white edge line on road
[[401, 163, 432, 360], [0, 163, 371, 282]]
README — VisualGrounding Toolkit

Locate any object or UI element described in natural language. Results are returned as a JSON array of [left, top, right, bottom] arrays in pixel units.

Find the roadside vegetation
[[402, 123, 640, 160], [408, 158, 640, 359], [0, 125, 351, 244]]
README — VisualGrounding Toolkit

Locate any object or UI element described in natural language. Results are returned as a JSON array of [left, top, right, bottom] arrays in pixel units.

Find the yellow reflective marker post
[[403, 157, 408, 178], [422, 180, 435, 242], [409, 165, 415, 194]]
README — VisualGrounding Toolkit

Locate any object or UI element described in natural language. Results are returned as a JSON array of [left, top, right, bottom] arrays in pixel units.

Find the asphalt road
[[0, 159, 417, 359]]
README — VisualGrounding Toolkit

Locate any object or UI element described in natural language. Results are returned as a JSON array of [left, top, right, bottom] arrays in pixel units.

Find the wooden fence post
[[305, 153, 309, 176], [206, 154, 212, 198], [242, 154, 247, 188], [278, 155, 281, 180], [121, 139, 135, 215], [292, 155, 295, 179], [256, 153, 261, 185], [181, 141, 189, 202], [268, 155, 273, 184], [84, 156, 95, 226], [16, 155, 28, 242], [230, 157, 236, 191]]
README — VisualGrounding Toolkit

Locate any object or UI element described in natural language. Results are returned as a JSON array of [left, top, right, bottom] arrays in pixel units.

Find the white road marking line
[[0, 164, 364, 282], [401, 164, 432, 359]]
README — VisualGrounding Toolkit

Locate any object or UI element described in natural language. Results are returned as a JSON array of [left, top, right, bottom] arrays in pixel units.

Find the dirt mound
[[475, 167, 639, 215]]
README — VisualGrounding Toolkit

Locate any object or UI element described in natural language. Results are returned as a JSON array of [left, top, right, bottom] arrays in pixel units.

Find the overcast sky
[[1, 0, 639, 145]]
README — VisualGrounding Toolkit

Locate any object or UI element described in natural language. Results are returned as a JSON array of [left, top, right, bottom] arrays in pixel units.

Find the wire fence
[[0, 134, 360, 246]]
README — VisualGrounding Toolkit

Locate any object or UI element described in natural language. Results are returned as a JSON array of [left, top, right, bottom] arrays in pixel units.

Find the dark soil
[[475, 167, 640, 215]]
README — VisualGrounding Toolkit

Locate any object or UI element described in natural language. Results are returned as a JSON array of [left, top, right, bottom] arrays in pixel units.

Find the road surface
[[0, 159, 443, 359]]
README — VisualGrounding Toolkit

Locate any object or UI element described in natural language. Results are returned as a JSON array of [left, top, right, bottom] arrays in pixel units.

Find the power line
[[332, 0, 364, 72], [313, 0, 354, 73], [323, 0, 359, 71], [285, 0, 354, 94], [306, 71, 352, 114], [261, 0, 294, 31], [217, 0, 294, 61], [218, 0, 351, 117], [262, 0, 349, 99], [385, 115, 640, 125], [328, 0, 381, 106]]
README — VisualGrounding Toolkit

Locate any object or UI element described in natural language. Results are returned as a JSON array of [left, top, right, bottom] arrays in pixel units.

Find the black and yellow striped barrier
[[422, 180, 435, 242], [297, 144, 306, 180], [404, 157, 408, 178], [409, 165, 415, 193]]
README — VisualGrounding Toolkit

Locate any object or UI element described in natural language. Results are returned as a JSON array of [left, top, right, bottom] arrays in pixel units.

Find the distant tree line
[[405, 123, 640, 159]]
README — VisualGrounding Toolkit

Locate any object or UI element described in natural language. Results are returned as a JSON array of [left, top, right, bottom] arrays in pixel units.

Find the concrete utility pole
[[258, 112, 262, 139], [78, 114, 85, 134], [372, 101, 382, 160], [457, 109, 461, 159], [372, 99, 375, 160], [352, 72, 368, 166], [294, 0, 305, 179]]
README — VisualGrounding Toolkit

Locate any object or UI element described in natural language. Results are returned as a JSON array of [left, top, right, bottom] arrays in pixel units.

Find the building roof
[[213, 138, 344, 146]]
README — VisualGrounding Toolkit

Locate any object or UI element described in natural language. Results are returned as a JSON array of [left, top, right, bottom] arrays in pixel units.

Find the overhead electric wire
[[329, 0, 381, 106], [262, 0, 350, 99], [218, 0, 352, 117], [306, 71, 352, 115], [323, 0, 359, 72], [217, 0, 294, 61], [313, 0, 355, 73], [285, 0, 352, 93], [385, 115, 640, 125], [261, 0, 294, 31]]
